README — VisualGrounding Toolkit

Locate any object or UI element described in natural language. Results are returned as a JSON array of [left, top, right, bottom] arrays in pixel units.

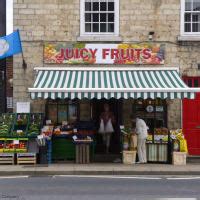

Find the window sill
[[77, 35, 122, 42], [178, 35, 200, 41]]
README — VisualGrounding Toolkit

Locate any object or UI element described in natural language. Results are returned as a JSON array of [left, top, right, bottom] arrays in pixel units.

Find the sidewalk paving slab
[[0, 163, 199, 176]]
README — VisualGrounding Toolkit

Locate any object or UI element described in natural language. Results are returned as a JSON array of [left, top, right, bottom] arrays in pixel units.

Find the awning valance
[[28, 67, 199, 100]]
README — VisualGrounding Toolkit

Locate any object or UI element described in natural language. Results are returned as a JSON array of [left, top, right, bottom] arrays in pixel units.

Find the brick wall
[[13, 0, 200, 129]]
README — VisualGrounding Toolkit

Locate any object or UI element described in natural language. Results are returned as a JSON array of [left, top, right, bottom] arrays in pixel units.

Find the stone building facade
[[13, 0, 200, 129]]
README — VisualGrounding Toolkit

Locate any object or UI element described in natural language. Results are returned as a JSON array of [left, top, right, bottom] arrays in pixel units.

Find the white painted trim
[[34, 67, 180, 71], [80, 0, 119, 36], [6, 0, 13, 35], [77, 35, 122, 41], [180, 0, 185, 36], [28, 88, 200, 93]]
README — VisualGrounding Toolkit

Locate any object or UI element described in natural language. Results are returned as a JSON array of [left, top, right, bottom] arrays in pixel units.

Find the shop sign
[[156, 106, 164, 112], [44, 43, 165, 65], [16, 102, 30, 113]]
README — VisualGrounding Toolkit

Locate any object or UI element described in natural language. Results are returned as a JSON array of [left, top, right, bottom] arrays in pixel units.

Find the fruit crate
[[17, 153, 37, 165], [0, 113, 15, 137], [27, 113, 44, 138], [0, 153, 15, 165]]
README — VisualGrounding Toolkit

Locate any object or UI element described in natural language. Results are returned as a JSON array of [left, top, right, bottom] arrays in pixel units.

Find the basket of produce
[[27, 113, 44, 137], [0, 113, 15, 137], [27, 124, 40, 137], [15, 114, 29, 126], [154, 127, 168, 135], [12, 130, 26, 137]]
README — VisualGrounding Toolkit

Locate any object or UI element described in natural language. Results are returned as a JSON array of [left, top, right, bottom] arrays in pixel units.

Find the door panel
[[183, 86, 200, 155]]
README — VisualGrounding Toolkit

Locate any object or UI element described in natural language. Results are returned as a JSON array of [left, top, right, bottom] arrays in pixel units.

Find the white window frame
[[180, 0, 200, 36], [80, 0, 119, 36]]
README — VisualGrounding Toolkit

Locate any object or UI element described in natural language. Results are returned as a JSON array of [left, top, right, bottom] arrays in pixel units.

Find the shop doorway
[[183, 77, 200, 155], [91, 99, 122, 157]]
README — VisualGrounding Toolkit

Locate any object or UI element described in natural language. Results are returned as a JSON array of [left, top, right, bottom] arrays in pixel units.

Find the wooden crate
[[75, 144, 90, 164], [0, 153, 15, 165], [17, 153, 37, 165]]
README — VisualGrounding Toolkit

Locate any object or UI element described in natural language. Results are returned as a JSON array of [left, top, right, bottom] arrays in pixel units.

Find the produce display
[[154, 127, 168, 135], [12, 114, 29, 137], [170, 129, 188, 153], [27, 113, 43, 137], [12, 130, 26, 137], [0, 114, 15, 137], [42, 125, 54, 136], [16, 114, 28, 126], [0, 138, 27, 153], [146, 128, 169, 143], [53, 125, 73, 135]]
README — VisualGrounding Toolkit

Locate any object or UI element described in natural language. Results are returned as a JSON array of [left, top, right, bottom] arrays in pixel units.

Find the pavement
[[0, 163, 200, 176]]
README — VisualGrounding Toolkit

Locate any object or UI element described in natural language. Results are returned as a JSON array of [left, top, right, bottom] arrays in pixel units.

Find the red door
[[183, 77, 200, 155]]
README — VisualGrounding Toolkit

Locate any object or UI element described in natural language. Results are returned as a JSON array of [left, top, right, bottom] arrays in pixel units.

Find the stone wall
[[13, 0, 200, 129]]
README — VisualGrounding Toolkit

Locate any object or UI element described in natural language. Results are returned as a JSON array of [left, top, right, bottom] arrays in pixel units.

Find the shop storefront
[[26, 42, 200, 164]]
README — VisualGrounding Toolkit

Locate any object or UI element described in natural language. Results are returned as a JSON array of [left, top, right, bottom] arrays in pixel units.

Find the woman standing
[[99, 104, 115, 153]]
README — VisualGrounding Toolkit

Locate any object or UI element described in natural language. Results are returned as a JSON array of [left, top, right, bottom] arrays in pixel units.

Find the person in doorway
[[99, 103, 115, 153], [135, 117, 149, 163]]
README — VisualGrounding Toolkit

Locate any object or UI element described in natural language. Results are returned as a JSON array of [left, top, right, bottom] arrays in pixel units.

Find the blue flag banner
[[0, 30, 22, 59]]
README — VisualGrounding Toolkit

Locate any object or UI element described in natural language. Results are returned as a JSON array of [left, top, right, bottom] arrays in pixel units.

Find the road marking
[[166, 177, 200, 180], [53, 175, 162, 180], [0, 176, 29, 179]]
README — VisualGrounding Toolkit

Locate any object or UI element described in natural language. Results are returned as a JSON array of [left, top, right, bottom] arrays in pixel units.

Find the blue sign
[[0, 30, 22, 59]]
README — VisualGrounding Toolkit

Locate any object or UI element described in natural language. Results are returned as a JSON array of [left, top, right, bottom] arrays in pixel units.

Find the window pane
[[184, 23, 191, 32], [188, 79, 193, 87], [192, 13, 200, 22], [100, 23, 107, 32], [193, 0, 200, 11], [100, 13, 107, 22], [108, 13, 114, 22], [185, 13, 191, 22], [100, 2, 107, 11], [108, 2, 114, 11], [108, 23, 114, 32], [93, 23, 99, 32], [85, 2, 91, 11], [93, 13, 99, 22], [194, 79, 199, 87], [93, 2, 99, 11], [185, 0, 192, 11], [192, 23, 200, 32], [85, 23, 91, 32], [85, 13, 91, 22]]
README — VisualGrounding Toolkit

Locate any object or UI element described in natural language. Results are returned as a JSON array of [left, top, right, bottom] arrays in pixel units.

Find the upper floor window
[[80, 0, 119, 36], [181, 0, 200, 35]]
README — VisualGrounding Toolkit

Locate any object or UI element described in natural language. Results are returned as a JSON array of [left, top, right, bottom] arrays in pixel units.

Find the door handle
[[196, 126, 200, 128]]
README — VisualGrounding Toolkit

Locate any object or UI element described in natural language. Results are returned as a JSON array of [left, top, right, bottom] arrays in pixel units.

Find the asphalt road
[[0, 175, 200, 200]]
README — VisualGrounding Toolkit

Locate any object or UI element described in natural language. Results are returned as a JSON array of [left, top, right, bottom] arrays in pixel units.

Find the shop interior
[[44, 98, 168, 163]]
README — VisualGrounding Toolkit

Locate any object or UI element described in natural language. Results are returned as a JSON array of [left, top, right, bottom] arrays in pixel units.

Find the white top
[[135, 118, 149, 139]]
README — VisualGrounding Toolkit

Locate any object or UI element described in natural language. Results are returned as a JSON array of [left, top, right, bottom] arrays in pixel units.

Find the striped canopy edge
[[28, 67, 200, 100]]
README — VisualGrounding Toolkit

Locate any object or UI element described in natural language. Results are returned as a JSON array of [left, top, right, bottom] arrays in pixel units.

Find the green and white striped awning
[[29, 67, 199, 100]]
